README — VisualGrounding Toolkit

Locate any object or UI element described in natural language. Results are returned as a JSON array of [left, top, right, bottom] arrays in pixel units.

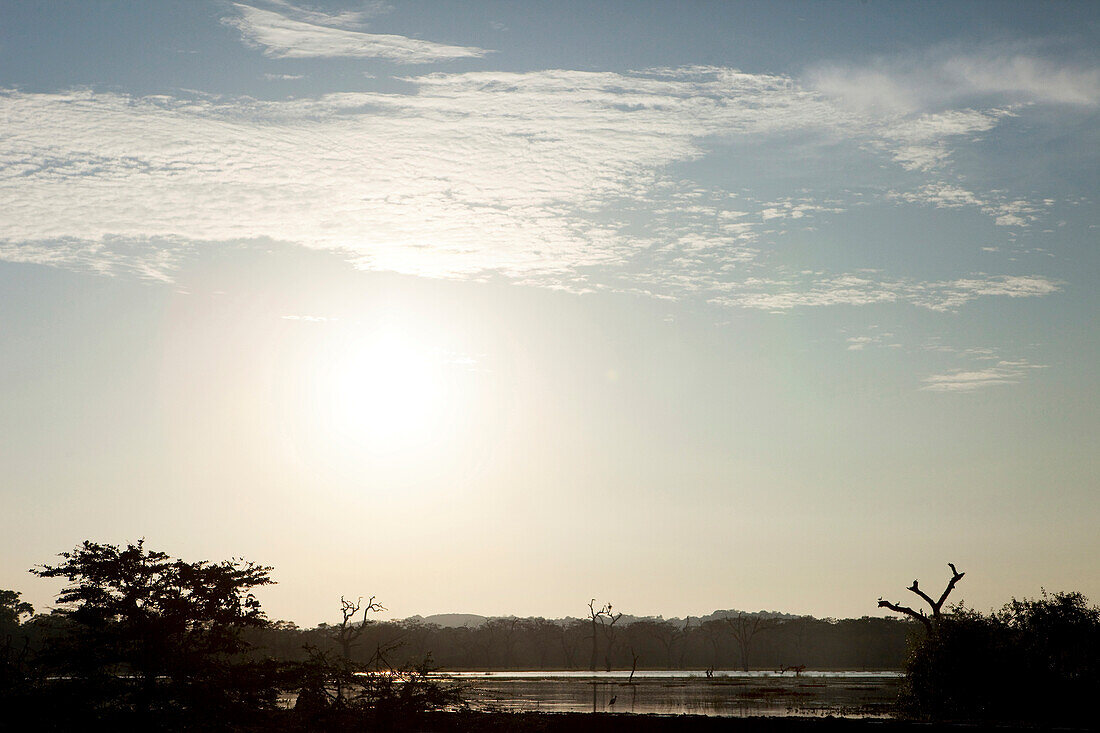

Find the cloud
[[846, 336, 875, 351], [875, 109, 1006, 171], [225, 2, 489, 62], [0, 64, 1067, 311], [0, 236, 186, 281], [257, 0, 393, 28], [889, 183, 1044, 227], [0, 72, 847, 285], [809, 49, 1099, 176], [920, 359, 1047, 392], [708, 274, 1060, 312], [809, 50, 1100, 114], [942, 54, 1100, 106]]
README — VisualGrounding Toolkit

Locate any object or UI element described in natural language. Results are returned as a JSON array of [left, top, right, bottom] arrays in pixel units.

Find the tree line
[[241, 610, 912, 672], [4, 541, 1098, 728]]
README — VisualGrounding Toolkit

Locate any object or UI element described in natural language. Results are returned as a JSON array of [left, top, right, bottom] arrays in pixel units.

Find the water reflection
[[453, 671, 901, 717]]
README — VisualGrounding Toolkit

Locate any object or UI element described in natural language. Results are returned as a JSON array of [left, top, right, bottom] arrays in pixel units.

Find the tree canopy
[[30, 539, 276, 715]]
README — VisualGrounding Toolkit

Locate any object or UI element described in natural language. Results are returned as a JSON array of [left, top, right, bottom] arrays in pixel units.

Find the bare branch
[[935, 564, 965, 613], [879, 564, 965, 631], [907, 580, 937, 610], [340, 596, 362, 625], [878, 598, 933, 633]]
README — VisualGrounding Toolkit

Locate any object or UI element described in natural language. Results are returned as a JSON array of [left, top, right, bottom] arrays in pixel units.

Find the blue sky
[[1, 1, 1098, 623]]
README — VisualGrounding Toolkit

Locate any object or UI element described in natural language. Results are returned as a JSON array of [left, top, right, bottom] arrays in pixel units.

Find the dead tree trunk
[[878, 563, 965, 633], [588, 599, 621, 672], [589, 600, 600, 673], [330, 595, 384, 704]]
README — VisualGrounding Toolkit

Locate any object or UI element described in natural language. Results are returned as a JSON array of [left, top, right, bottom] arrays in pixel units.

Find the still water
[[447, 671, 902, 717]]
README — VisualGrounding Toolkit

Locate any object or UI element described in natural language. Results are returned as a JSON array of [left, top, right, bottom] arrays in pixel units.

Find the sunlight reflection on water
[[447, 671, 902, 717], [442, 670, 903, 679]]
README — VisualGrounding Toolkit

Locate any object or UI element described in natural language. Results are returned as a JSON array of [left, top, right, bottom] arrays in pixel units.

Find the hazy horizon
[[2, 1, 1098, 628]]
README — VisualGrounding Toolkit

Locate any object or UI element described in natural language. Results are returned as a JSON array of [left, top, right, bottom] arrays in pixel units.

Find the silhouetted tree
[[560, 618, 586, 669], [322, 595, 384, 704], [31, 539, 275, 715], [902, 590, 1100, 725], [1, 590, 35, 698], [878, 563, 965, 634], [724, 612, 780, 671], [587, 599, 621, 672], [329, 595, 384, 660], [0, 590, 33, 628]]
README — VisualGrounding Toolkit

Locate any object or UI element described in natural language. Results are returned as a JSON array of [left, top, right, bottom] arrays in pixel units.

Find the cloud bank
[[0, 59, 1075, 307]]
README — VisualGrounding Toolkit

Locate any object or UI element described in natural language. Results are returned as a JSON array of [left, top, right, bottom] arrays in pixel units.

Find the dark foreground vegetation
[[2, 541, 1098, 730]]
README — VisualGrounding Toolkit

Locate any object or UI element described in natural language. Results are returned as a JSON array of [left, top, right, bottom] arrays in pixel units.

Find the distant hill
[[404, 613, 489, 628], [402, 609, 802, 628], [690, 609, 802, 624]]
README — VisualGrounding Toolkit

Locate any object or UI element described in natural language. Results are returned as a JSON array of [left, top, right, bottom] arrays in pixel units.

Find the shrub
[[903, 591, 1100, 725]]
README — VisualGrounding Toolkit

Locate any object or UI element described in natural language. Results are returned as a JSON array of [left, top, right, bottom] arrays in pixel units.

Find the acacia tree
[[878, 563, 965, 634], [31, 539, 275, 713], [724, 612, 780, 672]]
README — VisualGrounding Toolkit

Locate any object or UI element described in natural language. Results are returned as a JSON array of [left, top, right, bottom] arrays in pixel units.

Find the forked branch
[[878, 563, 965, 633]]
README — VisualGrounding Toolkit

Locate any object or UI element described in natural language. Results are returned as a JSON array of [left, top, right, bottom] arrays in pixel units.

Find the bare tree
[[560, 619, 584, 670], [700, 619, 725, 670], [878, 563, 965, 634], [724, 612, 780, 672], [329, 595, 386, 661], [483, 617, 522, 668], [324, 595, 386, 705], [588, 599, 622, 672], [601, 609, 622, 672]]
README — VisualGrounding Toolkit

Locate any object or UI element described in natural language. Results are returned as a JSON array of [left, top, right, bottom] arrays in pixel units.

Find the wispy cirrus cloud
[[844, 330, 901, 351], [257, 0, 393, 28], [0, 236, 186, 281], [224, 2, 490, 63], [708, 274, 1060, 312], [808, 48, 1100, 178], [808, 49, 1100, 114], [920, 359, 1047, 392]]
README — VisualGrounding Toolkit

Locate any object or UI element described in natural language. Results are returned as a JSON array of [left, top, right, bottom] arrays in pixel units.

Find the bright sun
[[323, 329, 445, 452]]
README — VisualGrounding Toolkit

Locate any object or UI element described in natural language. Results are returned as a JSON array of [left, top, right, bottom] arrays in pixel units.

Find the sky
[[1, 0, 1098, 626]]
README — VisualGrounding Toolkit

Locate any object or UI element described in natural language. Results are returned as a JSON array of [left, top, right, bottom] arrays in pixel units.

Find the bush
[[903, 591, 1100, 725]]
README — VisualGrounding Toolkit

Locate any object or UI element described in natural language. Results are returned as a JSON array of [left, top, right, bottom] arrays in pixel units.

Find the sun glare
[[323, 329, 445, 452]]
